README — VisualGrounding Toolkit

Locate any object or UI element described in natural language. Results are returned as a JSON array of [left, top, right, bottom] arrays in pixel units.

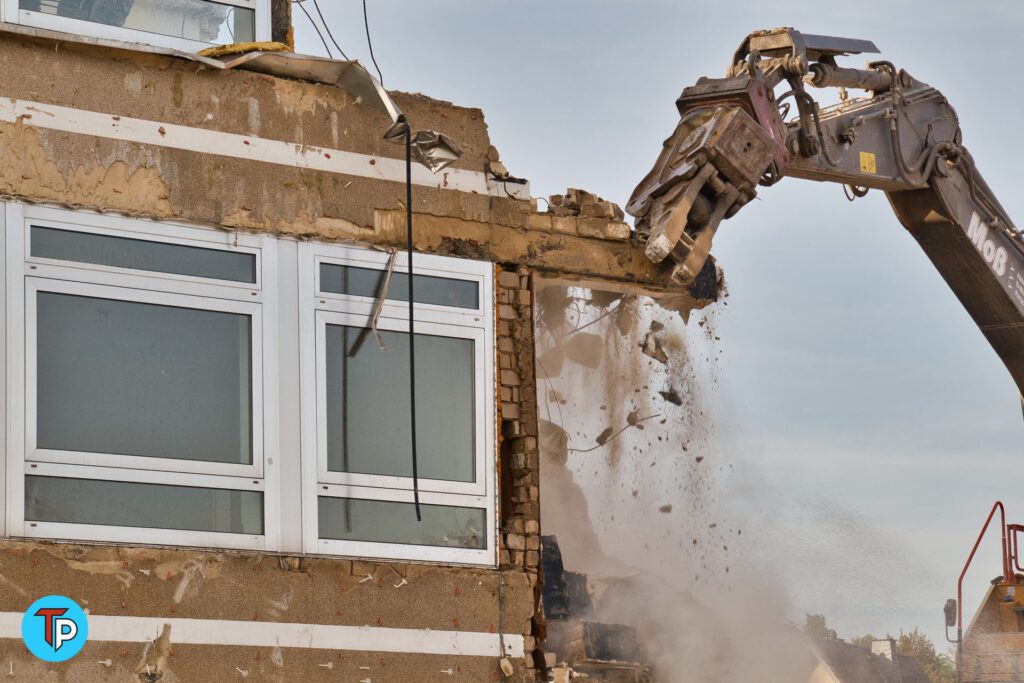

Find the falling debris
[[548, 388, 567, 404], [574, 413, 662, 454], [563, 332, 604, 369], [589, 289, 623, 308], [641, 321, 669, 364], [614, 297, 636, 336], [538, 347, 566, 379], [659, 387, 683, 405], [659, 504, 673, 514]]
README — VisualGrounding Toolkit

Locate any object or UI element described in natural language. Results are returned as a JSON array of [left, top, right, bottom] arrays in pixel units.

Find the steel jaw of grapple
[[627, 75, 784, 286]]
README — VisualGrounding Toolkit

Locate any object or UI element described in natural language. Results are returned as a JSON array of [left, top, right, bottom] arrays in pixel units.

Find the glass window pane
[[31, 227, 256, 284], [37, 292, 253, 464], [318, 497, 485, 549], [27, 476, 263, 534], [19, 0, 255, 44], [325, 325, 475, 482], [320, 263, 479, 309]]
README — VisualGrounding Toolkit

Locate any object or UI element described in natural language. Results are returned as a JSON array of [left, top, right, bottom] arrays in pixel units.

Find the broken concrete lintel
[[372, 210, 691, 292], [527, 212, 632, 242], [532, 271, 716, 314]]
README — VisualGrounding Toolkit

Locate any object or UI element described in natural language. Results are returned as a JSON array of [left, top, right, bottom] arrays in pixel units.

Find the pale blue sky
[[295, 1, 1024, 645]]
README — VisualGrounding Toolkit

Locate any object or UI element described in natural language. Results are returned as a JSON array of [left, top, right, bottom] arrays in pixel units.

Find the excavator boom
[[628, 27, 1024, 395]]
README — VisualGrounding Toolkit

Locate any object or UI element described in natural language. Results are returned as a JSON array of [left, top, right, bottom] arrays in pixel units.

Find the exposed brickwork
[[529, 188, 632, 242], [496, 265, 545, 679]]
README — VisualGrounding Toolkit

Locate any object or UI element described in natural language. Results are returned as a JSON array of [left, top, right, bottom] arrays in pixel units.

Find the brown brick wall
[[496, 265, 545, 678]]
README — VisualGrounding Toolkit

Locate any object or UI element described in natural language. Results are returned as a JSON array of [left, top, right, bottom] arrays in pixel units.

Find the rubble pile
[[547, 188, 626, 221], [529, 188, 632, 242], [542, 536, 654, 683]]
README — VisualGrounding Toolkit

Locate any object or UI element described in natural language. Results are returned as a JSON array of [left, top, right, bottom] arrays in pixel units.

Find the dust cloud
[[534, 281, 813, 682]]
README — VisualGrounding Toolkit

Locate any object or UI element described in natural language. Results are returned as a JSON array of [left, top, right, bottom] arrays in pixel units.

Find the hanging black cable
[[311, 0, 350, 60], [404, 120, 421, 521], [292, 0, 332, 58], [362, 0, 386, 86]]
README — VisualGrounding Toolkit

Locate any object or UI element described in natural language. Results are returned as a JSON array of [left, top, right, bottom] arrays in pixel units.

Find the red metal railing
[[954, 502, 1024, 683], [1008, 523, 1024, 575], [957, 501, 1017, 644]]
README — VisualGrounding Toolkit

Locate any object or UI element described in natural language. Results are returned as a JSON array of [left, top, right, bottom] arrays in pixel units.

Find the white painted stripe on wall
[[0, 98, 490, 195], [0, 612, 524, 658]]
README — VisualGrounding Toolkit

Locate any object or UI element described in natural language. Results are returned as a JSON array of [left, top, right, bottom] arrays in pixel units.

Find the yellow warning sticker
[[860, 151, 877, 174]]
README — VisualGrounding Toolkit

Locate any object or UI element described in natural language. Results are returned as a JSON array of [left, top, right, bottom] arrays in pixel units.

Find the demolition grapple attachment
[[627, 28, 882, 285]]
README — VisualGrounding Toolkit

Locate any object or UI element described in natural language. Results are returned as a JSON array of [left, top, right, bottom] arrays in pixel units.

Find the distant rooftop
[[812, 638, 931, 683]]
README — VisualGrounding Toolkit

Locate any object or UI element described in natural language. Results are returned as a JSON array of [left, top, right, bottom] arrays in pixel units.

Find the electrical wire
[[362, 0, 385, 86], [403, 121, 421, 521], [567, 414, 662, 454], [311, 0, 349, 60], [292, 0, 332, 58], [497, 560, 507, 666]]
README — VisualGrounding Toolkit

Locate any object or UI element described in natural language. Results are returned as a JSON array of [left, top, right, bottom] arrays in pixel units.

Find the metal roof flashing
[[0, 22, 467, 173], [0, 22, 397, 116]]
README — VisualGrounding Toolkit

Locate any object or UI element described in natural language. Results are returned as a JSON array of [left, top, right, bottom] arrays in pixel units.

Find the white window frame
[[24, 278, 266, 478], [299, 244, 497, 565], [0, 0, 271, 53], [313, 247, 489, 319], [6, 204, 279, 551], [0, 203, 500, 565], [23, 461, 266, 551], [315, 484, 496, 565], [313, 311, 488, 496]]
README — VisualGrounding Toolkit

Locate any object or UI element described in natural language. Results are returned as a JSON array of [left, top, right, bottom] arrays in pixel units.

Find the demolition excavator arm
[[628, 28, 1024, 395]]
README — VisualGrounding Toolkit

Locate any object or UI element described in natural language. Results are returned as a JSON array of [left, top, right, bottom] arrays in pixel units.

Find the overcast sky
[[294, 1, 1024, 645]]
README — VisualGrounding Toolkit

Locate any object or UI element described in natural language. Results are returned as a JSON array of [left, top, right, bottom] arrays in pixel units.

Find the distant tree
[[895, 629, 955, 683], [803, 613, 837, 641]]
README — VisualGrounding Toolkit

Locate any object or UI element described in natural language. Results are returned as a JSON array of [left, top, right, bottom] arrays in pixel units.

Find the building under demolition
[[0, 1, 718, 680]]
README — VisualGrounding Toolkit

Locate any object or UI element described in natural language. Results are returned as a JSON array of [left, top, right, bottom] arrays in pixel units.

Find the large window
[[6, 205, 276, 551], [3, 205, 497, 565], [300, 245, 496, 564], [1, 0, 270, 52]]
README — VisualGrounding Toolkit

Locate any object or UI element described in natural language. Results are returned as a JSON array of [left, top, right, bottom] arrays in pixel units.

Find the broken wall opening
[[533, 277, 814, 682]]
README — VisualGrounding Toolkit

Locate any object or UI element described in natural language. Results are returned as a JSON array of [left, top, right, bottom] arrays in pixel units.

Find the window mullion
[[5, 202, 26, 538]]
